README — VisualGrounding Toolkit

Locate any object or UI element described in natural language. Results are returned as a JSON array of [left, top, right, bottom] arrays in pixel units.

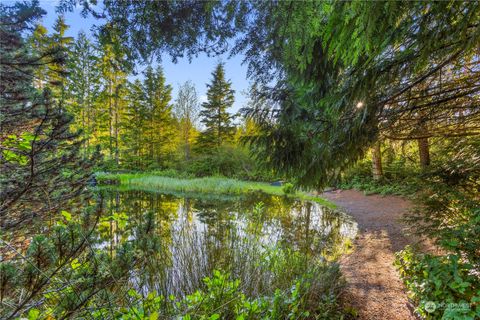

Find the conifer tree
[[123, 79, 147, 168], [0, 2, 94, 228], [66, 31, 101, 158], [29, 24, 50, 89], [49, 15, 73, 103], [143, 66, 177, 167], [98, 29, 128, 165], [198, 63, 235, 149]]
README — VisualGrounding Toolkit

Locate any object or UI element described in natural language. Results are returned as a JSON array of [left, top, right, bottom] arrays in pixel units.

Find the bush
[[178, 145, 277, 181], [97, 267, 344, 320], [395, 247, 480, 320], [394, 137, 480, 319], [282, 182, 294, 195], [337, 173, 421, 196]]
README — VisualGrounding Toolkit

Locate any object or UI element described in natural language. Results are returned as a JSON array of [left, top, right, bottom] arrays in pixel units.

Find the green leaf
[[28, 308, 40, 320], [61, 210, 72, 221], [128, 289, 140, 298], [71, 258, 81, 269]]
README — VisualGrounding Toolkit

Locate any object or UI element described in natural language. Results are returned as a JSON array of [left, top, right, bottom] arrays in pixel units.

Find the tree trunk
[[371, 141, 383, 180], [114, 85, 120, 166], [185, 140, 190, 160], [109, 82, 113, 161], [418, 137, 430, 169]]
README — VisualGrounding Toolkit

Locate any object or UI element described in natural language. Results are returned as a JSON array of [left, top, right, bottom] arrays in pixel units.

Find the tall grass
[[96, 173, 336, 208]]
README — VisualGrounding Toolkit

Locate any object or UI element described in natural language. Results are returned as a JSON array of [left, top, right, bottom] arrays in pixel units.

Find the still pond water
[[97, 189, 357, 298]]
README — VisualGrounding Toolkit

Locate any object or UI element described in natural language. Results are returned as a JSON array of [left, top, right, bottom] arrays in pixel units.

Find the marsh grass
[[96, 173, 336, 208]]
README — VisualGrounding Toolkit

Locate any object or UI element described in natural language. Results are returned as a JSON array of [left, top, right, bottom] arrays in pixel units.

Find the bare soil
[[322, 189, 425, 320]]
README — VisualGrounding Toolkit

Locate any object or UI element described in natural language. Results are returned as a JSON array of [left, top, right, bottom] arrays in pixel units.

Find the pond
[[96, 189, 358, 300]]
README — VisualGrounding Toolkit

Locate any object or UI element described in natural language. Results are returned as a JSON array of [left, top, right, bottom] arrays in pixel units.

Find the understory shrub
[[282, 182, 294, 195], [178, 146, 277, 182], [395, 247, 480, 320], [91, 266, 344, 320], [337, 155, 424, 196], [337, 173, 421, 196], [395, 138, 480, 320]]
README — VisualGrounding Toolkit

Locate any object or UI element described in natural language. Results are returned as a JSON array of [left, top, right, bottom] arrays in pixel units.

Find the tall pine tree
[[198, 63, 235, 150], [0, 2, 94, 229], [98, 28, 128, 166], [122, 79, 147, 168], [143, 66, 177, 168], [66, 31, 101, 158], [49, 15, 72, 103]]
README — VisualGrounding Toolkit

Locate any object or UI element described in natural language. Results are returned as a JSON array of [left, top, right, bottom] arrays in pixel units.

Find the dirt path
[[322, 189, 419, 320]]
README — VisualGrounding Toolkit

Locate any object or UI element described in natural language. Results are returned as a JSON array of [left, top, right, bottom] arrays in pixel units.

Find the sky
[[28, 0, 251, 113]]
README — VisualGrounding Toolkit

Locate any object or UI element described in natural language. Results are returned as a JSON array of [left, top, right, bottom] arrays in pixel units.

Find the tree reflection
[[98, 189, 357, 299]]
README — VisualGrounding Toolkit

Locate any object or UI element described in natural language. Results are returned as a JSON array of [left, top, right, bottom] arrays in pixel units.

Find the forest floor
[[322, 189, 431, 320]]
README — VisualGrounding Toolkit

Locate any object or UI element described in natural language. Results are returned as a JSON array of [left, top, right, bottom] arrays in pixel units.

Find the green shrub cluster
[[337, 174, 421, 196], [178, 146, 276, 182], [0, 207, 170, 318], [96, 145, 278, 183], [395, 247, 480, 320], [282, 183, 294, 195], [20, 266, 344, 320], [396, 191, 480, 319], [337, 156, 423, 196], [86, 265, 344, 320]]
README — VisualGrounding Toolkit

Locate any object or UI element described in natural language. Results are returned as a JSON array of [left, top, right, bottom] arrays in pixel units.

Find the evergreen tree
[[66, 31, 101, 158], [0, 2, 94, 228], [198, 63, 235, 149], [123, 79, 147, 168], [49, 15, 73, 103], [98, 28, 128, 165], [29, 24, 50, 89], [75, 1, 480, 187], [143, 66, 177, 168], [28, 16, 72, 104]]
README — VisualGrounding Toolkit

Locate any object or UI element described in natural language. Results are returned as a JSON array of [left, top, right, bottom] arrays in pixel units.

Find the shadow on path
[[323, 189, 420, 320]]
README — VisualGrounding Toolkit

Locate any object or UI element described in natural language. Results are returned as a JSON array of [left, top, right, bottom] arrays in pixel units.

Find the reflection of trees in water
[[100, 190, 357, 298]]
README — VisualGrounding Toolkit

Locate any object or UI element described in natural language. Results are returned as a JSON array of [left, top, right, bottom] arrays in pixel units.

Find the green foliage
[[178, 145, 274, 181], [1, 205, 163, 318], [384, 137, 480, 319], [238, 1, 480, 188], [282, 183, 294, 195], [1, 132, 35, 165], [395, 247, 480, 320], [142, 66, 178, 167], [338, 172, 421, 197], [1, 1, 96, 230], [3, 195, 346, 318], [60, 0, 480, 192], [65, 31, 102, 158], [197, 63, 236, 149], [91, 264, 344, 319], [0, 262, 17, 301]]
